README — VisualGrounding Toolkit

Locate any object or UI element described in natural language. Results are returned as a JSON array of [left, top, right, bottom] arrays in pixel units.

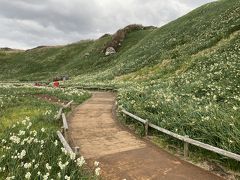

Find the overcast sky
[[0, 0, 214, 49]]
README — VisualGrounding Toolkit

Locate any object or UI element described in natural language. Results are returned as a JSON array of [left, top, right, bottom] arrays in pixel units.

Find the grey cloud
[[0, 0, 214, 49]]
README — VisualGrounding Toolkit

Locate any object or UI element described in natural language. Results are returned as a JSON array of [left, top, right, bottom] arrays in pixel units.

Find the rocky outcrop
[[103, 24, 156, 55], [84, 52, 90, 57], [105, 47, 116, 56]]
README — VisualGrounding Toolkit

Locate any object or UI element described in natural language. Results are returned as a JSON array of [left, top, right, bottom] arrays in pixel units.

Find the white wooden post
[[145, 120, 149, 136], [184, 135, 189, 158], [74, 146, 80, 156]]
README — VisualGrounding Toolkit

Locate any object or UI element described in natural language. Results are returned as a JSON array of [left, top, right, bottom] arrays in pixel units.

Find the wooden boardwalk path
[[69, 92, 223, 180]]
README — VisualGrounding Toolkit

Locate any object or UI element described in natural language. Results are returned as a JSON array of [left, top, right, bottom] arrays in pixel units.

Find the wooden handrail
[[75, 86, 117, 91], [62, 113, 68, 130], [122, 109, 147, 124], [57, 131, 73, 153], [56, 107, 63, 120], [63, 100, 73, 108], [122, 109, 240, 162]]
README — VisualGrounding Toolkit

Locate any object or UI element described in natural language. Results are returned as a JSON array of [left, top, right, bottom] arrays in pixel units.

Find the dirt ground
[[69, 92, 223, 180]]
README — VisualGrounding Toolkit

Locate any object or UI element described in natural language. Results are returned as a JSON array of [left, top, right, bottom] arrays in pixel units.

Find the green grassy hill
[[0, 0, 239, 82], [0, 0, 240, 170]]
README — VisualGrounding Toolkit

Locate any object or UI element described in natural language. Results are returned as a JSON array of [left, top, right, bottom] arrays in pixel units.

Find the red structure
[[53, 81, 59, 88]]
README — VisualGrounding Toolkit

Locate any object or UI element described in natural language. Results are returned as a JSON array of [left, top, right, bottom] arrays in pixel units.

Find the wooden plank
[[149, 123, 186, 141], [184, 135, 189, 158], [62, 113, 68, 130], [75, 86, 117, 91], [145, 120, 149, 136], [150, 123, 240, 161], [122, 109, 240, 162], [149, 122, 240, 161], [122, 109, 146, 124], [56, 107, 63, 120], [63, 100, 74, 108], [183, 135, 240, 162], [57, 131, 73, 153]]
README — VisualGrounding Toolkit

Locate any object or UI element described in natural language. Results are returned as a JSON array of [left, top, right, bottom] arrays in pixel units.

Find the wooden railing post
[[184, 135, 189, 158], [61, 127, 68, 141], [145, 120, 149, 136], [74, 146, 80, 156], [56, 107, 63, 120], [61, 113, 69, 142], [121, 109, 240, 162], [57, 131, 73, 153], [63, 100, 74, 109], [65, 129, 69, 142]]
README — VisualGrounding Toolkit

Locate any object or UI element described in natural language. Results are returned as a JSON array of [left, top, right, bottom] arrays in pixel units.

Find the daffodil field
[[0, 0, 239, 174], [67, 29, 240, 157], [0, 84, 101, 179], [117, 34, 240, 155], [65, 12, 240, 169]]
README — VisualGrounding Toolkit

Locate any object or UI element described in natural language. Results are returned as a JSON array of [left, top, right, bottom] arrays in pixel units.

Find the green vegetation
[[0, 0, 239, 172], [0, 85, 99, 179]]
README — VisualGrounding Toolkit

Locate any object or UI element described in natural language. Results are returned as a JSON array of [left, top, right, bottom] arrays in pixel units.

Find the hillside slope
[[0, 0, 239, 82], [0, 0, 240, 169]]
